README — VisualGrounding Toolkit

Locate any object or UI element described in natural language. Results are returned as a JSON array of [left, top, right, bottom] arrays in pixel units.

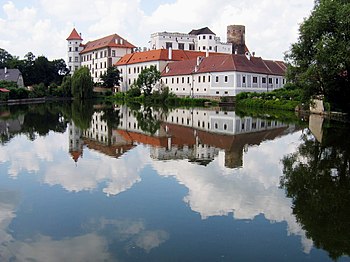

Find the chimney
[[168, 47, 172, 60], [206, 48, 209, 57], [165, 65, 170, 73], [196, 56, 203, 66], [245, 52, 251, 60]]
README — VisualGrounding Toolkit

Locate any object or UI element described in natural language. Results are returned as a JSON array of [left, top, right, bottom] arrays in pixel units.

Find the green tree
[[0, 48, 13, 68], [61, 75, 72, 97], [71, 67, 93, 100], [286, 0, 350, 112], [100, 66, 120, 88], [281, 123, 350, 260], [135, 65, 161, 96]]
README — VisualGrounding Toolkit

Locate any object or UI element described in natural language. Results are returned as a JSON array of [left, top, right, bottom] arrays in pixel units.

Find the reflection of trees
[[281, 123, 350, 260], [132, 106, 162, 135], [70, 100, 94, 130]]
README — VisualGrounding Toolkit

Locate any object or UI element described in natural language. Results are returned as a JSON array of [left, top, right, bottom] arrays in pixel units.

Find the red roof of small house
[[162, 54, 286, 77], [115, 49, 223, 66], [66, 28, 83, 41], [0, 88, 10, 92], [80, 34, 135, 54]]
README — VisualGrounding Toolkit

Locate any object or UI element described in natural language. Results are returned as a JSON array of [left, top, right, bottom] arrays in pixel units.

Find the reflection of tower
[[69, 121, 83, 163], [227, 25, 246, 55]]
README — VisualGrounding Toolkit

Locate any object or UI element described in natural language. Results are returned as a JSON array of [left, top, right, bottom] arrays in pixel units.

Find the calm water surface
[[0, 102, 349, 262]]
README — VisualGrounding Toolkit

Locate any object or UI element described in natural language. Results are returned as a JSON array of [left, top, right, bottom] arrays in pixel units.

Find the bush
[[8, 88, 29, 99], [126, 87, 141, 97]]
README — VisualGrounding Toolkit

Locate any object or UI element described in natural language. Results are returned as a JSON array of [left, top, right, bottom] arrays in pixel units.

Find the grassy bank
[[236, 88, 303, 111]]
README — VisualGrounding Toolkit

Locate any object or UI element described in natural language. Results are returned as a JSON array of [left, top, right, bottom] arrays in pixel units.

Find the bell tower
[[66, 28, 83, 75]]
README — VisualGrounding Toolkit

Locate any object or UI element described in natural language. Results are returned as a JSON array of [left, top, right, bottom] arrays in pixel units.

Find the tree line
[[0, 48, 69, 87]]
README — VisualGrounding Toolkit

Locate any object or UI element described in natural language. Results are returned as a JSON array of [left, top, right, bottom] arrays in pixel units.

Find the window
[[224, 76, 228, 82], [177, 78, 179, 84], [112, 50, 116, 57], [69, 47, 72, 52], [209, 46, 212, 50], [172, 78, 174, 84], [242, 76, 246, 84], [128, 68, 131, 74], [165, 78, 168, 84], [69, 57, 72, 62], [276, 78, 279, 84], [189, 44, 195, 50], [203, 35, 206, 39], [209, 35, 212, 40], [75, 57, 79, 62], [203, 46, 206, 50], [224, 91, 228, 94], [178, 43, 184, 50], [208, 76, 211, 82], [268, 78, 273, 84], [203, 76, 205, 82], [253, 76, 258, 83], [188, 77, 190, 83], [215, 76, 219, 82], [166, 42, 172, 49], [182, 77, 184, 83], [100, 51, 103, 58], [75, 47, 78, 52], [262, 77, 266, 84], [216, 91, 219, 94], [198, 76, 201, 83]]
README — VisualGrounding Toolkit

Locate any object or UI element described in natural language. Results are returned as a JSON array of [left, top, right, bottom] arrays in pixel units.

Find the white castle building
[[150, 27, 233, 54], [66, 28, 135, 82]]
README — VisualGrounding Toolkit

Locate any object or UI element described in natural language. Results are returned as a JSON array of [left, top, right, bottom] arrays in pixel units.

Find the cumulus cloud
[[1, 0, 314, 60]]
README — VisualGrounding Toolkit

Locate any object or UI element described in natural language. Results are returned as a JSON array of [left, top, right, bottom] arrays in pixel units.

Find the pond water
[[0, 102, 349, 262]]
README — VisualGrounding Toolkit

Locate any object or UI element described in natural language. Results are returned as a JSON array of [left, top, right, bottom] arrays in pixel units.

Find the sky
[[0, 0, 314, 62]]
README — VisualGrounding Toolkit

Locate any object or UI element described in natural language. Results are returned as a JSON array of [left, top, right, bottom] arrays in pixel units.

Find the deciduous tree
[[286, 0, 350, 112]]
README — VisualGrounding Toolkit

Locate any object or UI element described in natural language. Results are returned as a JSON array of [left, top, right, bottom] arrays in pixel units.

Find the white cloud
[[1, 0, 314, 60]]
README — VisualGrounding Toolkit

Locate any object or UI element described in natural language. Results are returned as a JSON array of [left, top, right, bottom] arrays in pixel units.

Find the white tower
[[66, 28, 83, 75]]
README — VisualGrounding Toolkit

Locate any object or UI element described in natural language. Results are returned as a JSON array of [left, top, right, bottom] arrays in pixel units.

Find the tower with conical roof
[[66, 28, 83, 75]]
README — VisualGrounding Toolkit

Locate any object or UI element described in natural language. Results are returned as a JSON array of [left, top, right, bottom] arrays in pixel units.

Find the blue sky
[[0, 0, 314, 61]]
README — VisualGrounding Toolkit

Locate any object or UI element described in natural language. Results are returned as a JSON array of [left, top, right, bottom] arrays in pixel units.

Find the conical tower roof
[[67, 28, 82, 41]]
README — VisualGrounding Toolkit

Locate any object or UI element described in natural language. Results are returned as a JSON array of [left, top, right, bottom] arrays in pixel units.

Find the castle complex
[[66, 25, 286, 97]]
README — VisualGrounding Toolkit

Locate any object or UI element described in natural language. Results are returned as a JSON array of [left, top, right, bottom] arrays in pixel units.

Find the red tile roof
[[162, 54, 286, 77], [67, 28, 83, 41], [80, 34, 135, 54], [115, 49, 223, 66], [0, 88, 10, 93], [116, 130, 169, 148]]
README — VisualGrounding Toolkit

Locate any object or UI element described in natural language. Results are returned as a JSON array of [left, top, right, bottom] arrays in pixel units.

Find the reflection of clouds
[[7, 234, 112, 262], [92, 218, 169, 253], [152, 131, 313, 253], [0, 134, 67, 177], [0, 197, 168, 261], [43, 146, 149, 195], [135, 230, 169, 253], [0, 131, 150, 196]]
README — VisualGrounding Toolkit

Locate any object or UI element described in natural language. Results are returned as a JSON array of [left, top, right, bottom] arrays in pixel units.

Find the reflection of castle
[[68, 106, 295, 168]]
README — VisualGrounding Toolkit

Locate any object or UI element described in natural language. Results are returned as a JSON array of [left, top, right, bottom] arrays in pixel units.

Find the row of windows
[[125, 64, 158, 75], [68, 47, 79, 52], [198, 35, 213, 40], [165, 42, 195, 50], [81, 50, 116, 62], [68, 57, 79, 63]]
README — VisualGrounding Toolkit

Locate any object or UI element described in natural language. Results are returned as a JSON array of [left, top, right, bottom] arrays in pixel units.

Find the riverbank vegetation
[[285, 0, 350, 113], [235, 85, 303, 111]]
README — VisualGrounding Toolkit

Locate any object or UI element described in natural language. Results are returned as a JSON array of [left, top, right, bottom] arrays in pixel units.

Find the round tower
[[66, 28, 83, 75], [227, 25, 246, 55]]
